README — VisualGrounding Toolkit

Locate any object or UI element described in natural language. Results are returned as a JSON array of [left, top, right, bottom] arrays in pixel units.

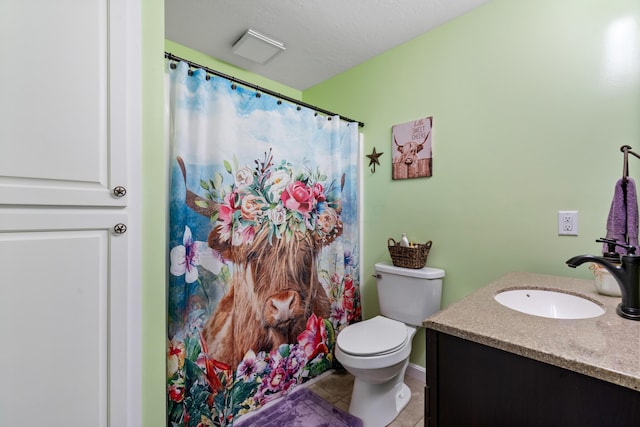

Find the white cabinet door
[[0, 210, 129, 427], [0, 0, 129, 207]]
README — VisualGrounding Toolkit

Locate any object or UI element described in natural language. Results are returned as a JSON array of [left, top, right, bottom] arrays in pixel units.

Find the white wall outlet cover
[[558, 210, 578, 236]]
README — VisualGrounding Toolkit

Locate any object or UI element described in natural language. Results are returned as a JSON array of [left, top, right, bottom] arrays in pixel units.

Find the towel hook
[[622, 145, 630, 182], [620, 145, 640, 183]]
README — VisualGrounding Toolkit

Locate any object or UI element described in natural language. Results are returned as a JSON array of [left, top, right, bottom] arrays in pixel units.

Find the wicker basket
[[387, 238, 432, 269]]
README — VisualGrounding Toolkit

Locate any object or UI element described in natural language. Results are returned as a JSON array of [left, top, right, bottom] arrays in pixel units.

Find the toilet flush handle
[[372, 274, 381, 279]]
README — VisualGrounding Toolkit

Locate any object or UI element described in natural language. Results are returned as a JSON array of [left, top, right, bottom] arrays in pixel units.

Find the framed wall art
[[391, 116, 433, 180]]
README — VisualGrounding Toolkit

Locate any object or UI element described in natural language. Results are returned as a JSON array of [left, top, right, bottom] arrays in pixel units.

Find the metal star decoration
[[366, 147, 383, 173]]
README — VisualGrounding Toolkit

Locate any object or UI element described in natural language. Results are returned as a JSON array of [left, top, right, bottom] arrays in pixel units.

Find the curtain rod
[[165, 52, 364, 128]]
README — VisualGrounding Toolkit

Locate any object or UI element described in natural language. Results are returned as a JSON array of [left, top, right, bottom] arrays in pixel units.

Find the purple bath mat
[[234, 387, 363, 427]]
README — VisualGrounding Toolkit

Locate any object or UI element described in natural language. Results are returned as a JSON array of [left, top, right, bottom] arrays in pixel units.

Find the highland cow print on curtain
[[166, 61, 361, 426]]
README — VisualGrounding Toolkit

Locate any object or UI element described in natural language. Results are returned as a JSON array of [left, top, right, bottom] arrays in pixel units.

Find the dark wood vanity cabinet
[[425, 329, 640, 426]]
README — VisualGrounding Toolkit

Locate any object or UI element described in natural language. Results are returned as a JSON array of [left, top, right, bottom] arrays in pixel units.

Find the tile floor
[[307, 369, 425, 427]]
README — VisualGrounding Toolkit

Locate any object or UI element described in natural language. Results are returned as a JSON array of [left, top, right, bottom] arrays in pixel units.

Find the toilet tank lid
[[375, 262, 445, 279]]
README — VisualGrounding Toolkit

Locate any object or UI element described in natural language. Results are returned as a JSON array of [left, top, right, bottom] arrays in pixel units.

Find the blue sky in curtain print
[[170, 63, 347, 173]]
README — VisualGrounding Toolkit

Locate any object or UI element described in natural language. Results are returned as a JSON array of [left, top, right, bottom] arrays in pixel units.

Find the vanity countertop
[[423, 272, 640, 391]]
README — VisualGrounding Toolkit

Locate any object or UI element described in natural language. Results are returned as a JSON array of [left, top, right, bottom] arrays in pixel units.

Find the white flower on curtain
[[169, 225, 224, 283]]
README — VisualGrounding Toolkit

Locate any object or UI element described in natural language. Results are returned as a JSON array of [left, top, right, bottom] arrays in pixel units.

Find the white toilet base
[[347, 366, 411, 427]]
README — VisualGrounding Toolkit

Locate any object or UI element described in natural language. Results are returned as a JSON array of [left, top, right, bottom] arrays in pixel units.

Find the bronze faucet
[[566, 238, 640, 320]]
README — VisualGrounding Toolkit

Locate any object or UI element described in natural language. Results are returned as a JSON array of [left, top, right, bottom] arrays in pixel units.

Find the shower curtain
[[166, 61, 361, 426]]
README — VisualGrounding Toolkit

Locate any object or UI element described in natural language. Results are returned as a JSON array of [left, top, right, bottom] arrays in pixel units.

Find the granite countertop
[[423, 272, 640, 391]]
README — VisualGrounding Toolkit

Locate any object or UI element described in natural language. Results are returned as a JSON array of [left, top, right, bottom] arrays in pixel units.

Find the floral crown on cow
[[192, 149, 343, 246]]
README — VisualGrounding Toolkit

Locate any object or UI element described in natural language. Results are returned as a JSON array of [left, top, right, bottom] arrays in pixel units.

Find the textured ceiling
[[165, 0, 490, 91]]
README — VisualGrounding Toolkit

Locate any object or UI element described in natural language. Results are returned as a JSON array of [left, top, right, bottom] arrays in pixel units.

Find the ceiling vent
[[232, 29, 286, 64]]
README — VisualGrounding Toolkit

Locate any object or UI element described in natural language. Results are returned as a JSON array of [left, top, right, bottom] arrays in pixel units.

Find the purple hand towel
[[626, 178, 639, 252], [604, 178, 639, 255]]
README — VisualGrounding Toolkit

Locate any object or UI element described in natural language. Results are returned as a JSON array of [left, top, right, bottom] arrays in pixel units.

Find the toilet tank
[[375, 262, 444, 327]]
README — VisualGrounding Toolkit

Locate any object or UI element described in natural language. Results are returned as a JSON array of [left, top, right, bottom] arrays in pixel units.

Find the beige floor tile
[[309, 370, 424, 427], [387, 382, 425, 427]]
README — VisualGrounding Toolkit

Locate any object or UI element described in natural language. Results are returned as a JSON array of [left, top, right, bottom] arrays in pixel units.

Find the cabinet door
[[426, 330, 640, 426], [0, 210, 128, 427], [0, 0, 129, 207]]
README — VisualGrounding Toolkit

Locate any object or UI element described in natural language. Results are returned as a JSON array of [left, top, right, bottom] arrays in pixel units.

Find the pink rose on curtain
[[281, 181, 314, 215], [312, 182, 326, 202], [297, 313, 328, 360]]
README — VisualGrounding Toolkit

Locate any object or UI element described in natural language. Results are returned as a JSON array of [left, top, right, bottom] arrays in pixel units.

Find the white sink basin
[[494, 289, 605, 319]]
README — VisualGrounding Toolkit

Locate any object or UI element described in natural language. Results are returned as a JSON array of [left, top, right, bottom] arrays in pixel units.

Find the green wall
[[142, 0, 165, 426], [304, 0, 640, 367], [145, 0, 640, 424]]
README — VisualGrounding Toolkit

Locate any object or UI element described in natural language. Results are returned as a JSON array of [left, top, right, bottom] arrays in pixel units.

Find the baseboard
[[406, 362, 426, 384]]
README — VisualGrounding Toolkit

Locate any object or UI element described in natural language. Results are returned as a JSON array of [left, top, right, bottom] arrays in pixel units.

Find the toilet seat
[[337, 316, 408, 356]]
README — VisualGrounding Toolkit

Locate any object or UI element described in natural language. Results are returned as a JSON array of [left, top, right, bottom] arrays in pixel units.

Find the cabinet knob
[[113, 223, 127, 234], [113, 186, 127, 198]]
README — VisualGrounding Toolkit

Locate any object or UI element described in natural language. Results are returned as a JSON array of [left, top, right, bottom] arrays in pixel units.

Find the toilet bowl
[[335, 262, 444, 427], [335, 316, 416, 427]]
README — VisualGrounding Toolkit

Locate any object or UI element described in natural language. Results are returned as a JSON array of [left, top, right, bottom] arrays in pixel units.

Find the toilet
[[335, 262, 444, 427]]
